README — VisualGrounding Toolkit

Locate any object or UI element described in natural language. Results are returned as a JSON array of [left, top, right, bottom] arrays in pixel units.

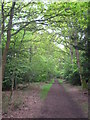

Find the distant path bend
[[39, 80, 86, 118]]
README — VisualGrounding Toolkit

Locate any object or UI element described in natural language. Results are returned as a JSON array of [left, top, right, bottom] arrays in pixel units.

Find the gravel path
[[39, 80, 86, 118]]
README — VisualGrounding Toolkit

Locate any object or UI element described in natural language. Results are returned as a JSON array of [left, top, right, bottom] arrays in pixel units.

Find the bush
[[69, 71, 81, 85], [3, 78, 11, 91]]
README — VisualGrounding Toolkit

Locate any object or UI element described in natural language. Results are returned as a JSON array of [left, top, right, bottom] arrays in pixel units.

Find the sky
[[57, 44, 64, 49], [54, 42, 64, 49]]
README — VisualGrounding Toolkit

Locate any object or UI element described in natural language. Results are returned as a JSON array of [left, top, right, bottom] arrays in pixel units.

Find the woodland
[[1, 1, 89, 91], [1, 1, 90, 118]]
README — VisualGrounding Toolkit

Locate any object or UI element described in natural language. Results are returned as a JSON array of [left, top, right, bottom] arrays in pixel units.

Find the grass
[[40, 79, 54, 100], [58, 79, 63, 84]]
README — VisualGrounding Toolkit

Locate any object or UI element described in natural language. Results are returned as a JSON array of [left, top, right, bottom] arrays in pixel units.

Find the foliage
[[58, 79, 63, 84], [2, 1, 88, 90]]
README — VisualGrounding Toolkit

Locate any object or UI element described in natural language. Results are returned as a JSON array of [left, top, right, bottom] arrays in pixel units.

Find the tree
[[2, 1, 88, 91], [2, 2, 16, 80]]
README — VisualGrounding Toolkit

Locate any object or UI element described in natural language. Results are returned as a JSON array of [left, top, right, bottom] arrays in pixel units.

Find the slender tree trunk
[[2, 31, 11, 80], [29, 46, 32, 62], [2, 2, 15, 80], [0, 6, 1, 67], [9, 71, 15, 103], [2, 2, 4, 35], [14, 78, 17, 90], [70, 44, 73, 65], [75, 38, 87, 89], [75, 42, 82, 84]]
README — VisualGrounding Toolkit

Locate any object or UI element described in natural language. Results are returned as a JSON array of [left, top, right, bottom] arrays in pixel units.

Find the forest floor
[[2, 79, 88, 118]]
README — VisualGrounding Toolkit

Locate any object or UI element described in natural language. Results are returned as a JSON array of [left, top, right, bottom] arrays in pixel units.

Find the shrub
[[69, 71, 81, 85]]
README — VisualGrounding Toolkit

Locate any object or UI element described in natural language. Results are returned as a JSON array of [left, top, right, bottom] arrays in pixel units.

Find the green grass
[[58, 79, 63, 84], [40, 79, 54, 100]]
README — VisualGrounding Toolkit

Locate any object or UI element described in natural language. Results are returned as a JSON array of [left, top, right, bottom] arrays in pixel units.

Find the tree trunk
[[14, 78, 17, 90], [29, 46, 32, 62], [9, 72, 14, 104], [2, 2, 15, 80], [0, 8, 1, 67], [1, 2, 5, 35], [75, 38, 87, 89], [70, 44, 73, 65], [75, 44, 82, 83]]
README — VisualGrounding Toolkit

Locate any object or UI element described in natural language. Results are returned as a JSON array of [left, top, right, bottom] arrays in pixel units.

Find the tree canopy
[[1, 1, 89, 90]]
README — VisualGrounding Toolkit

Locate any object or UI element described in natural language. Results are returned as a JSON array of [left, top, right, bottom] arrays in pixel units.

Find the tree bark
[[74, 37, 87, 89], [70, 44, 73, 65], [1, 2, 5, 35], [29, 46, 32, 62], [0, 6, 1, 67], [2, 2, 15, 80], [74, 35, 82, 83]]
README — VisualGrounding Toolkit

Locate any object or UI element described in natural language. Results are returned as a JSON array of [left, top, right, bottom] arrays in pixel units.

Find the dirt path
[[2, 80, 88, 119], [39, 80, 87, 118]]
